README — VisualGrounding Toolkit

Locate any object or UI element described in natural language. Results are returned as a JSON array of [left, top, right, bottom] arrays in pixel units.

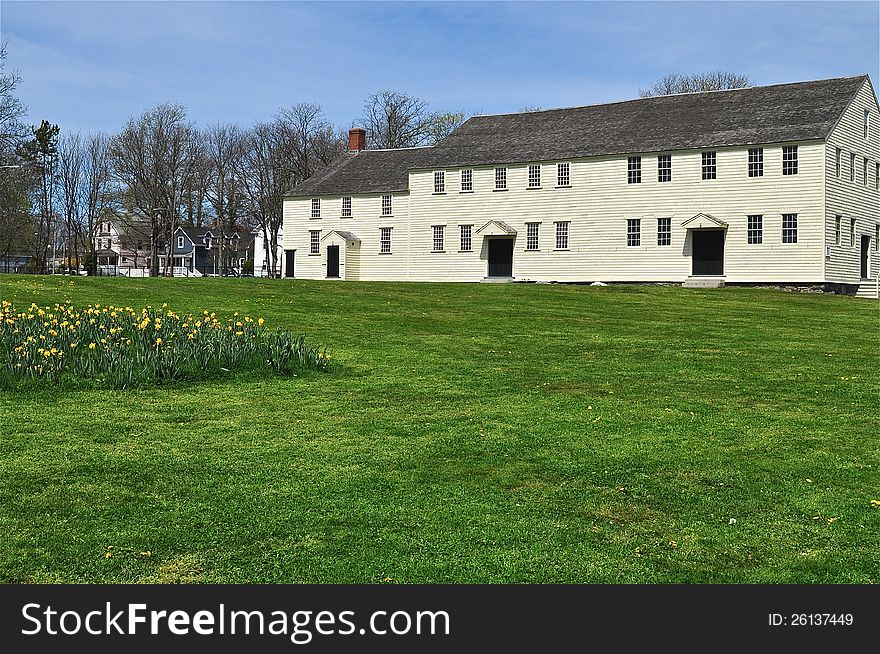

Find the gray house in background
[[170, 226, 256, 276]]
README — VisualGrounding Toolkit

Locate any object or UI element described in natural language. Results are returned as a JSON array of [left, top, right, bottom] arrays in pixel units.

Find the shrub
[[0, 300, 330, 389]]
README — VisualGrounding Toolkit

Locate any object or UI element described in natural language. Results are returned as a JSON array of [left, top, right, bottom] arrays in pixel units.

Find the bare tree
[[82, 133, 112, 275], [425, 111, 467, 144], [0, 44, 35, 270], [204, 123, 246, 275], [0, 45, 28, 155], [361, 91, 469, 148], [237, 121, 290, 278], [57, 132, 84, 273], [109, 103, 196, 276], [56, 132, 112, 275], [0, 166, 34, 271], [639, 71, 752, 97], [361, 90, 436, 149]]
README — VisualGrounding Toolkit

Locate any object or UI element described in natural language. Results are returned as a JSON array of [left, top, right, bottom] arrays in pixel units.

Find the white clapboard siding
[[285, 142, 826, 282], [824, 79, 880, 284]]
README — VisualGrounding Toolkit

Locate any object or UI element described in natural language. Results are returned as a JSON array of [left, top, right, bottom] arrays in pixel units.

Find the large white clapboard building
[[283, 75, 879, 293]]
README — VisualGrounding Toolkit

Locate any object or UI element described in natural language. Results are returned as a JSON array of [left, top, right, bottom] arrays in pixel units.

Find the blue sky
[[2, 1, 878, 134]]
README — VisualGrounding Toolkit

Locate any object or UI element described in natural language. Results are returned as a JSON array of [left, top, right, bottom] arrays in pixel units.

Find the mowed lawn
[[0, 276, 877, 584]]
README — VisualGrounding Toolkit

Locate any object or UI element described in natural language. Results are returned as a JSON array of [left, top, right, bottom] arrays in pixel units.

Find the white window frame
[[461, 169, 473, 192], [865, 109, 870, 139], [341, 196, 352, 217], [835, 148, 841, 177], [850, 218, 856, 247], [554, 221, 569, 250], [309, 230, 320, 254], [380, 227, 392, 254], [381, 194, 392, 216], [782, 146, 798, 175], [526, 223, 539, 250], [528, 164, 541, 188], [701, 151, 717, 180], [627, 156, 641, 184], [557, 162, 570, 187], [495, 167, 507, 190], [850, 153, 856, 182], [311, 198, 320, 218], [657, 218, 671, 246], [747, 215, 763, 244], [176, 236, 184, 249], [782, 214, 798, 244], [460, 224, 472, 252], [863, 157, 868, 186], [432, 225, 445, 252], [627, 219, 641, 247], [657, 155, 672, 183], [434, 171, 445, 193], [748, 148, 763, 177], [835, 215, 841, 245]]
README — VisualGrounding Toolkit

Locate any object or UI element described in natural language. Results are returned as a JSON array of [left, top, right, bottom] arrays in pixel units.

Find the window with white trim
[[850, 218, 856, 247], [748, 148, 763, 177], [555, 221, 569, 249], [782, 214, 798, 244], [557, 162, 570, 187], [850, 153, 855, 181], [341, 196, 352, 217], [381, 194, 392, 216], [432, 225, 445, 252], [876, 162, 880, 190], [177, 236, 184, 249], [701, 151, 717, 180], [876, 224, 879, 252], [865, 109, 870, 139], [835, 215, 841, 245], [495, 167, 507, 190], [747, 215, 763, 244], [627, 219, 641, 246], [380, 227, 392, 253], [657, 218, 671, 246], [528, 164, 541, 188], [657, 155, 671, 183], [434, 171, 445, 193], [311, 198, 320, 218], [461, 169, 473, 192], [460, 225, 472, 251], [863, 157, 868, 186], [835, 148, 841, 177], [309, 230, 320, 254], [627, 156, 641, 184], [526, 223, 539, 250], [782, 146, 798, 175]]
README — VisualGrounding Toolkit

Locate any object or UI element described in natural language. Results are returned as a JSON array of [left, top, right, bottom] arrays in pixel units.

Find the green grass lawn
[[0, 275, 877, 583]]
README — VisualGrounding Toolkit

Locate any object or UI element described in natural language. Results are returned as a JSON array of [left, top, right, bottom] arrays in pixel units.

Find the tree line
[[0, 46, 467, 277]]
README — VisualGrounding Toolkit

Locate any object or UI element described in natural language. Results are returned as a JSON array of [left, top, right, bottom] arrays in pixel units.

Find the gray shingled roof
[[288, 75, 870, 196], [287, 147, 433, 197]]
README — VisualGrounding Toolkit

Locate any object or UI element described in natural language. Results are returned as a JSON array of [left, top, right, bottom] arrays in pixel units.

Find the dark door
[[692, 230, 725, 276], [326, 245, 340, 278], [861, 235, 870, 278], [488, 239, 514, 277], [284, 249, 295, 278]]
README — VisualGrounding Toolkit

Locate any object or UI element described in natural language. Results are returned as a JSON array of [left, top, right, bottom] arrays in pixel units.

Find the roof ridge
[[468, 74, 869, 120]]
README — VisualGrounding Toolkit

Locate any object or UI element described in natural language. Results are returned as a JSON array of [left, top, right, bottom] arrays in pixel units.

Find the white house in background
[[93, 215, 151, 275], [253, 228, 283, 277], [283, 75, 879, 295]]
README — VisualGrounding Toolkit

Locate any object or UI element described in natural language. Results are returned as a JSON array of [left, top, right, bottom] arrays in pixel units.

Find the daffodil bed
[[0, 300, 330, 389]]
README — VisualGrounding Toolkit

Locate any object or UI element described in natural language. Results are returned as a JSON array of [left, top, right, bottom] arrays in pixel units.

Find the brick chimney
[[348, 128, 366, 153]]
